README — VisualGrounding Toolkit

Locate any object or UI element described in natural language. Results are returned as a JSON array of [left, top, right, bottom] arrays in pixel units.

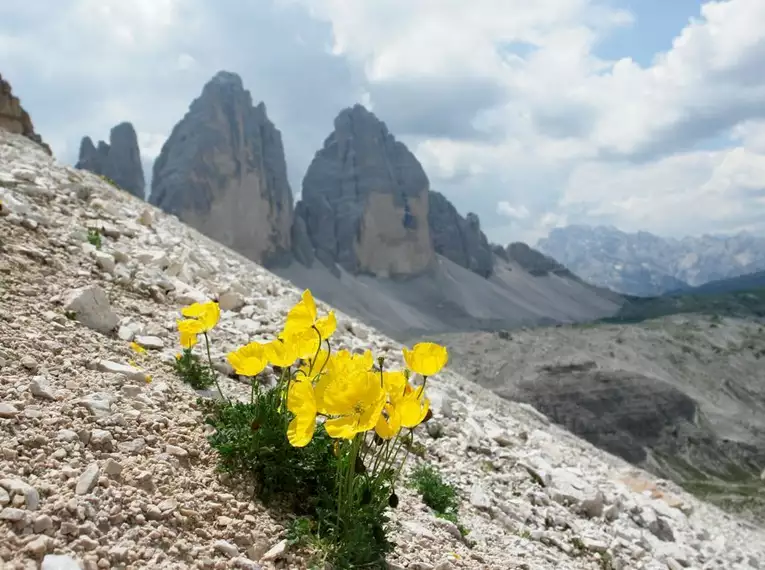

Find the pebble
[[75, 463, 100, 495]]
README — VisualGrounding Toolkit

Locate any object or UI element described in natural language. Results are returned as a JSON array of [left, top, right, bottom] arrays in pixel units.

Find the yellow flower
[[284, 328, 321, 360], [402, 342, 449, 377], [175, 353, 182, 360], [283, 290, 337, 342], [381, 371, 408, 403], [177, 319, 201, 348], [375, 403, 402, 440], [180, 301, 220, 332], [397, 388, 431, 428], [322, 369, 386, 440], [287, 379, 317, 447], [315, 310, 337, 339], [130, 341, 146, 355], [265, 338, 298, 368], [283, 290, 317, 335], [227, 342, 268, 377], [145, 375, 153, 384]]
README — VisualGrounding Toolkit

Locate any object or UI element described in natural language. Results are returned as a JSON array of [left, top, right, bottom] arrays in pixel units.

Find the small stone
[[76, 463, 100, 495], [104, 459, 123, 477], [232, 557, 262, 570], [260, 539, 287, 562], [0, 488, 9, 506], [30, 377, 55, 400], [34, 514, 53, 532], [138, 208, 153, 226], [0, 479, 39, 510], [213, 540, 239, 558], [63, 285, 119, 334], [133, 335, 164, 350], [97, 360, 147, 382], [469, 484, 492, 511], [218, 291, 246, 312], [42, 555, 82, 570], [24, 535, 53, 557], [0, 507, 27, 521], [166, 444, 188, 458], [433, 560, 454, 570], [93, 251, 116, 274], [21, 354, 38, 371], [0, 402, 18, 418], [90, 429, 113, 448]]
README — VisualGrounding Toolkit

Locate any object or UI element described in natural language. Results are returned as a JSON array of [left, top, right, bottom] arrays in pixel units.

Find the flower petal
[[324, 416, 359, 440]]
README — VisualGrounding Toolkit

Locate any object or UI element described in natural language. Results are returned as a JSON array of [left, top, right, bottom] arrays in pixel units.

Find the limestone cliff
[[428, 190, 493, 277], [0, 73, 51, 155], [150, 71, 293, 265], [506, 242, 575, 278], [76, 122, 145, 199], [293, 105, 435, 277]]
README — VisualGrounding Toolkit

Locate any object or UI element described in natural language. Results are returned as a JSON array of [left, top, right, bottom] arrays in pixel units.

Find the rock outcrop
[[150, 71, 293, 265], [506, 242, 574, 278], [75, 122, 145, 199], [293, 105, 435, 277], [428, 191, 493, 277], [0, 73, 51, 155]]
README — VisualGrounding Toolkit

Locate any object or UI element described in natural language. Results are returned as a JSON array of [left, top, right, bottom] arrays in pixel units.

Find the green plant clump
[[408, 463, 466, 534], [87, 227, 102, 249], [173, 347, 215, 390]]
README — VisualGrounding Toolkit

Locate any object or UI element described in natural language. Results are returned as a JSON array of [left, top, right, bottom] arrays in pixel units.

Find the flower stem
[[203, 332, 227, 403]]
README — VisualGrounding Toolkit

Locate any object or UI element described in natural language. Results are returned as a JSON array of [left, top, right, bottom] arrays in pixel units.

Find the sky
[[1, 0, 765, 246]]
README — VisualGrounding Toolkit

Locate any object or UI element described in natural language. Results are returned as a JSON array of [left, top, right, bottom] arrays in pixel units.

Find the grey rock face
[[506, 242, 573, 278], [150, 71, 293, 265], [428, 191, 493, 277], [75, 122, 145, 199], [536, 224, 765, 296], [295, 104, 434, 277]]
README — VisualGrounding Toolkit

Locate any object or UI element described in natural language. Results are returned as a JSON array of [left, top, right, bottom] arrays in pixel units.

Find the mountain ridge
[[537, 224, 765, 296]]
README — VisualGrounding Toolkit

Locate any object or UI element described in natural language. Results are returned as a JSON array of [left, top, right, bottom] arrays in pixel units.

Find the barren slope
[[1, 130, 764, 569], [431, 315, 765, 523]]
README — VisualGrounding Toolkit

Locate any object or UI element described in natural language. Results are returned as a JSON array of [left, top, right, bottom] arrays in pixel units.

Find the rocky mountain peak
[[75, 122, 145, 199], [428, 191, 493, 277], [292, 104, 435, 277], [149, 71, 293, 266], [0, 73, 51, 155]]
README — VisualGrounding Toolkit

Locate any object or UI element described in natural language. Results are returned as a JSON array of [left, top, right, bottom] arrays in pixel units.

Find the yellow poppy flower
[[397, 389, 431, 428], [322, 369, 386, 440], [375, 402, 402, 440], [315, 310, 337, 340], [287, 379, 318, 447], [130, 341, 146, 354], [180, 301, 220, 332], [381, 371, 408, 403], [286, 327, 322, 360], [283, 290, 317, 335], [227, 342, 267, 377], [265, 338, 298, 368], [179, 329, 198, 349], [402, 342, 449, 377]]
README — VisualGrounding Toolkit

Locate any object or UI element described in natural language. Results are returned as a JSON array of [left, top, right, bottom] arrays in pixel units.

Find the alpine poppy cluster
[[173, 289, 450, 565], [224, 289, 448, 447]]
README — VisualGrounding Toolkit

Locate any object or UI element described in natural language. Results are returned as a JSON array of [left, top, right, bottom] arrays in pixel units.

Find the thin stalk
[[203, 332, 228, 403]]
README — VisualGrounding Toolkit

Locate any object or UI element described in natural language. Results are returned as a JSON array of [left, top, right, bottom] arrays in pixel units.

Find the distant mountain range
[[537, 225, 765, 297]]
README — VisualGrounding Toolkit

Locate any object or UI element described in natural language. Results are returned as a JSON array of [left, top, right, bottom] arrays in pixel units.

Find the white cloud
[[497, 201, 529, 220], [2, 0, 765, 246], [301, 0, 765, 242]]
